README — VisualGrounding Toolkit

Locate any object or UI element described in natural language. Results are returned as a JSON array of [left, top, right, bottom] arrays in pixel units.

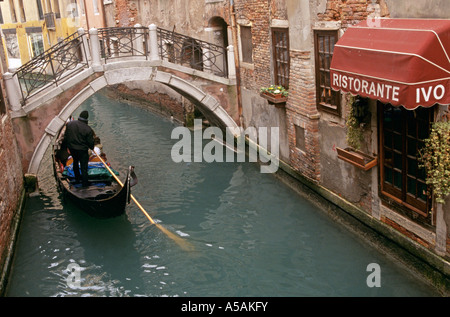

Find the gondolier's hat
[[79, 110, 89, 122]]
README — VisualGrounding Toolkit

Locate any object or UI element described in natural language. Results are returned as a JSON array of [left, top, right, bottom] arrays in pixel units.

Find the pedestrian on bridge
[[63, 110, 95, 187]]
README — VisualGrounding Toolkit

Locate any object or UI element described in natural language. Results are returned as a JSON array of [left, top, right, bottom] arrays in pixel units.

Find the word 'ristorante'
[[332, 73, 400, 102]]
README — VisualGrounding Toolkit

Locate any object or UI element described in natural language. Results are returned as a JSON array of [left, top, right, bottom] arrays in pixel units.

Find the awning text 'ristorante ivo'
[[330, 19, 450, 109]]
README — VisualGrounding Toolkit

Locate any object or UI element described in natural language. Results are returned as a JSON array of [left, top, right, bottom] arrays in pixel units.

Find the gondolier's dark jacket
[[63, 118, 95, 151]]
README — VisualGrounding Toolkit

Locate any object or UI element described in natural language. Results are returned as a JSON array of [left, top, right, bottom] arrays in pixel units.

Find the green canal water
[[6, 90, 441, 297]]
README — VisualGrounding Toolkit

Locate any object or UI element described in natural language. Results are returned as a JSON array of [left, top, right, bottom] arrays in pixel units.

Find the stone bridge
[[4, 25, 240, 179]]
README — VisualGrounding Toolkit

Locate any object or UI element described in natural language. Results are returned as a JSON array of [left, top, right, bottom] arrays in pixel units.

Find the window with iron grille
[[314, 30, 340, 116], [272, 28, 289, 89], [45, 13, 56, 29]]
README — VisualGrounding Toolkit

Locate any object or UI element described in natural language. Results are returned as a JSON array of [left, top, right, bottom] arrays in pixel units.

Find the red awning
[[330, 19, 450, 109]]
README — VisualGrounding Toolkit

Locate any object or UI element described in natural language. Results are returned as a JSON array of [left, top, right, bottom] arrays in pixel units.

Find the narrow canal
[[6, 89, 440, 297]]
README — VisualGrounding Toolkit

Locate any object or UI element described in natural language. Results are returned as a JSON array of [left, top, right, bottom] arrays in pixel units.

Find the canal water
[[6, 90, 440, 297]]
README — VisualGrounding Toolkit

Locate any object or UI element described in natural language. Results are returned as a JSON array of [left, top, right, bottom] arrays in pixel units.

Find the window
[[18, 0, 26, 22], [9, 0, 17, 23], [4, 29, 20, 67], [295, 125, 305, 151], [379, 102, 434, 217], [36, 0, 44, 20], [93, 0, 99, 14], [240, 25, 253, 64], [78, 0, 84, 16], [272, 28, 290, 89], [314, 30, 340, 116], [26, 28, 45, 57]]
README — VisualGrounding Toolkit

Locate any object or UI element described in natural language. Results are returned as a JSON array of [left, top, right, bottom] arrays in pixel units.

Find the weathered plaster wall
[[111, 0, 230, 42], [385, 0, 450, 18]]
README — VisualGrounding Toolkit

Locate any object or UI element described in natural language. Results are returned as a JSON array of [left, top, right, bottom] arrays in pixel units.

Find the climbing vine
[[346, 95, 370, 150], [419, 121, 450, 204]]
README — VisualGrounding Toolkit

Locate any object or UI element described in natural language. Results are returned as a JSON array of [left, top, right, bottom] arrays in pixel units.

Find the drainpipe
[[229, 0, 243, 128]]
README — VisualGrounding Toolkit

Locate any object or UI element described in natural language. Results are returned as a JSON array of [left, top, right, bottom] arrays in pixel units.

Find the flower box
[[260, 92, 287, 107], [260, 85, 288, 107], [336, 147, 377, 171]]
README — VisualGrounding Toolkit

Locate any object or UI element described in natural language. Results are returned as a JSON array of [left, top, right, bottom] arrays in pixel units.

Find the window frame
[[271, 27, 290, 89], [9, 0, 17, 23], [18, 0, 26, 22], [314, 29, 341, 116], [378, 102, 434, 217], [36, 0, 44, 20]]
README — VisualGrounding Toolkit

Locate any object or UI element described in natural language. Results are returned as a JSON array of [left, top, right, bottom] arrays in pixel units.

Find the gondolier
[[53, 124, 137, 219], [63, 110, 95, 188]]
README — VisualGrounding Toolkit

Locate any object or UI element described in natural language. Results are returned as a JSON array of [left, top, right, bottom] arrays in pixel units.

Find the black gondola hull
[[52, 141, 137, 219], [57, 168, 134, 218]]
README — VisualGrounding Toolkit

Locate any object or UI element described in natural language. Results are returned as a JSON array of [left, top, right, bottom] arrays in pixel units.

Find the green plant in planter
[[345, 96, 370, 150], [260, 85, 289, 97], [419, 120, 450, 204]]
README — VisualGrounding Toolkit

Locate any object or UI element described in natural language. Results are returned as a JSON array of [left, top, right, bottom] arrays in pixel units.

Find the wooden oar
[[94, 152, 194, 252]]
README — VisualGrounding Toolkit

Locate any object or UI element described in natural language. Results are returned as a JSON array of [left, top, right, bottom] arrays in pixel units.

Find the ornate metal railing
[[13, 26, 229, 104], [14, 31, 89, 103], [157, 27, 228, 78], [97, 26, 149, 61]]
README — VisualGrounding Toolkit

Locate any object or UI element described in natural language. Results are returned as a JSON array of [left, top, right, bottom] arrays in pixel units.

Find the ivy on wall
[[420, 121, 450, 204], [345, 95, 370, 150]]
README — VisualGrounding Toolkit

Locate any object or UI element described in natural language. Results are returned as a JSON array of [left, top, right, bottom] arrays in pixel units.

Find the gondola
[[52, 128, 137, 219]]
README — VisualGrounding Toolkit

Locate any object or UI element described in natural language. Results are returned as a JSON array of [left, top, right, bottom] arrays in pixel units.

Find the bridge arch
[[27, 61, 240, 176]]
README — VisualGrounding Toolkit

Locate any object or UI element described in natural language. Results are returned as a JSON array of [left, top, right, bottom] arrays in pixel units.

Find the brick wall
[[286, 49, 321, 180], [234, 0, 271, 91], [114, 0, 138, 27], [318, 0, 390, 28], [0, 87, 24, 292]]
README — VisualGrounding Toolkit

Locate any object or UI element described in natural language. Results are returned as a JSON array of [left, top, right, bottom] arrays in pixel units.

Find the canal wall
[[0, 82, 25, 296]]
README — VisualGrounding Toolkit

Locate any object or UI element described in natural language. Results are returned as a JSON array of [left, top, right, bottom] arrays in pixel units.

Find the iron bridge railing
[[14, 26, 229, 103], [14, 31, 89, 103], [157, 27, 228, 78], [97, 26, 149, 61]]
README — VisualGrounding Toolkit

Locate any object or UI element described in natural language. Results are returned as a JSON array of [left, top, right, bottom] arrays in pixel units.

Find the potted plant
[[336, 95, 377, 170], [260, 84, 288, 106], [419, 120, 450, 204]]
